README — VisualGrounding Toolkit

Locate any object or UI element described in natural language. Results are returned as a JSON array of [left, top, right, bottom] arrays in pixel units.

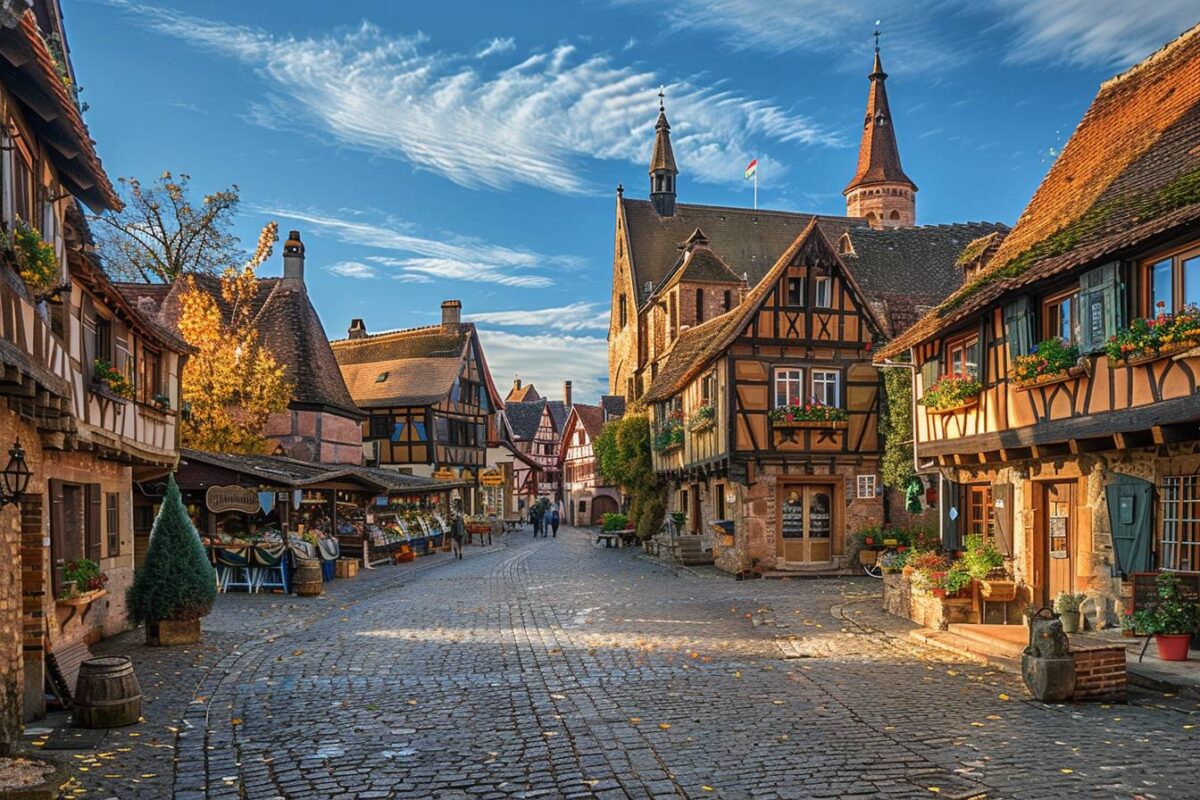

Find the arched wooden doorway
[[591, 495, 619, 526]]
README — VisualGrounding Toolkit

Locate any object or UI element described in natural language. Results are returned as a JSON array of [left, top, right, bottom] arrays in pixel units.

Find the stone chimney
[[441, 300, 462, 332], [513, 377, 522, 391], [348, 319, 367, 340], [563, 380, 573, 407], [283, 230, 305, 285]]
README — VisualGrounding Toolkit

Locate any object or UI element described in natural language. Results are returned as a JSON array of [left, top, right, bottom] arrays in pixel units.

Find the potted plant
[[152, 393, 171, 411], [920, 373, 983, 412], [1009, 338, 1081, 388], [126, 474, 217, 646], [1131, 573, 1200, 662], [939, 567, 973, 599], [1053, 591, 1086, 633], [63, 559, 107, 596]]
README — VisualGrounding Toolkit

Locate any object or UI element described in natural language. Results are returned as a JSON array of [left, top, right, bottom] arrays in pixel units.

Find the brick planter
[[883, 573, 979, 629]]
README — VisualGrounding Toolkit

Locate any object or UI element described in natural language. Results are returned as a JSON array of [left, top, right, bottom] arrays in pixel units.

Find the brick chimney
[[441, 300, 462, 332], [283, 230, 305, 285], [348, 319, 367, 340], [563, 380, 573, 407], [513, 377, 522, 391]]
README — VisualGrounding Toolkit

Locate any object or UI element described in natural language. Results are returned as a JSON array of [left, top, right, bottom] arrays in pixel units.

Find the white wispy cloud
[[466, 302, 611, 331], [476, 36, 515, 58], [263, 206, 573, 288], [993, 0, 1197, 68], [327, 260, 378, 279], [106, 1, 842, 193], [477, 330, 609, 402]]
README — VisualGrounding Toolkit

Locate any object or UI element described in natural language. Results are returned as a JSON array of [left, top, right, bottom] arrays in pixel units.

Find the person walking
[[531, 503, 543, 537], [451, 511, 466, 559], [550, 504, 560, 538]]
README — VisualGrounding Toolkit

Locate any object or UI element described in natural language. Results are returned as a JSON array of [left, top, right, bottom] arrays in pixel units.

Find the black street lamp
[[0, 439, 31, 507]]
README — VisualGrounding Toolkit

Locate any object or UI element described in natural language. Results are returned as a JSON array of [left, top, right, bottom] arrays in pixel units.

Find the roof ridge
[[1100, 21, 1200, 90], [330, 322, 468, 346], [623, 196, 865, 223]]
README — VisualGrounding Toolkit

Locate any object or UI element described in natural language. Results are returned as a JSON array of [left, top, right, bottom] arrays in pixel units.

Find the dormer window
[[375, 372, 389, 383]]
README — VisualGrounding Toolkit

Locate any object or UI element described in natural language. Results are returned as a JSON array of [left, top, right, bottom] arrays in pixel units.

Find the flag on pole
[[744, 159, 758, 179]]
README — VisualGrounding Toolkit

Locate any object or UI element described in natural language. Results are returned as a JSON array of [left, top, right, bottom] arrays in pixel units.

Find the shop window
[[812, 370, 840, 407], [945, 334, 980, 379], [1144, 247, 1200, 314], [786, 277, 805, 307], [369, 415, 392, 439], [106, 492, 120, 557], [1042, 287, 1079, 344], [1160, 476, 1200, 572], [773, 367, 804, 409], [813, 276, 832, 309], [856, 475, 876, 499]]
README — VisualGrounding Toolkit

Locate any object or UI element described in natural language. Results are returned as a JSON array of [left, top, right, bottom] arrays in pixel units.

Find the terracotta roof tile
[[331, 325, 470, 409], [878, 22, 1200, 359], [505, 383, 541, 403], [845, 51, 916, 192]]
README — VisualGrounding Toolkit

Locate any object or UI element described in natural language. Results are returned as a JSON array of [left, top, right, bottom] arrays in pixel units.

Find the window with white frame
[[1161, 476, 1200, 572], [773, 368, 804, 409], [811, 370, 840, 407], [856, 475, 876, 499], [813, 276, 832, 308]]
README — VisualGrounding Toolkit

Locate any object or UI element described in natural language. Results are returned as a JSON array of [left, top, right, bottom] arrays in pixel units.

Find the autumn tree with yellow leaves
[[177, 222, 293, 453]]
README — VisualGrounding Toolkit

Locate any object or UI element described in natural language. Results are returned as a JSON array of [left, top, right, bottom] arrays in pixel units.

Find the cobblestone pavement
[[55, 528, 1198, 799]]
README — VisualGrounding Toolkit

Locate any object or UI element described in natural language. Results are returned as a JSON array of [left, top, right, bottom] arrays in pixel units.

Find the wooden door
[[690, 483, 702, 534], [1035, 481, 1076, 607], [777, 484, 834, 564]]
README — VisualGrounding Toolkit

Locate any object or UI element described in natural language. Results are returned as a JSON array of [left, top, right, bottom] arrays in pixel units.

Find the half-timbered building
[[559, 396, 626, 526], [0, 0, 186, 726], [330, 301, 504, 514], [504, 393, 569, 509], [876, 23, 1200, 623]]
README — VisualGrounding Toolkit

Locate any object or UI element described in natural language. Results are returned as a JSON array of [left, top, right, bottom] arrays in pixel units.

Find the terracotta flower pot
[[146, 618, 201, 647], [1155, 633, 1192, 661]]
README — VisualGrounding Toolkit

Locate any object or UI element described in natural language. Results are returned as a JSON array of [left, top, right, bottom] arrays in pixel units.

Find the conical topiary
[[126, 474, 216, 626]]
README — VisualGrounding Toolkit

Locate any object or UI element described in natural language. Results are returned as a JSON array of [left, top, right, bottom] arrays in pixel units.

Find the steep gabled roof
[[845, 50, 916, 193], [506, 382, 541, 403], [878, 21, 1200, 359], [621, 198, 866, 306], [662, 245, 744, 290], [645, 220, 882, 402], [504, 400, 546, 441], [545, 400, 568, 431], [600, 394, 626, 421]]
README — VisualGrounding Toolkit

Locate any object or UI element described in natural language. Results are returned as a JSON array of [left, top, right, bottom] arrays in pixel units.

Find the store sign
[[433, 468, 457, 481], [480, 469, 505, 487], [206, 485, 261, 514]]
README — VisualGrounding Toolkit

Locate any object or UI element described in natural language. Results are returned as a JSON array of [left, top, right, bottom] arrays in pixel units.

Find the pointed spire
[[648, 87, 678, 216]]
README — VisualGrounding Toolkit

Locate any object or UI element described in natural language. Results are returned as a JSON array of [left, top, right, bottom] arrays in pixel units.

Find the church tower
[[648, 91, 678, 217], [844, 33, 916, 228]]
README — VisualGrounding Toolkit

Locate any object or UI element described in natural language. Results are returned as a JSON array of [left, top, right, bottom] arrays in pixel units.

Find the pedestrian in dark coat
[[451, 513, 465, 559], [550, 506, 560, 538], [531, 505, 543, 537]]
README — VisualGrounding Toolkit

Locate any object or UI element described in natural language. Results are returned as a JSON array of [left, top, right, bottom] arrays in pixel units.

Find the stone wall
[[264, 409, 363, 465], [882, 573, 979, 629]]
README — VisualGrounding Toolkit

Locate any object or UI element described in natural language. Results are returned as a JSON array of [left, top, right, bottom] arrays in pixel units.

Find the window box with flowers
[[653, 410, 685, 453], [1009, 338, 1082, 390], [2, 219, 62, 299], [768, 400, 849, 429], [1105, 303, 1200, 366], [93, 359, 135, 400], [920, 373, 983, 413], [687, 404, 716, 433]]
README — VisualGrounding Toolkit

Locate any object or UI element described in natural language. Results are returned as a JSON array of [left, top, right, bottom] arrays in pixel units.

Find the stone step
[[909, 628, 1021, 672], [947, 623, 1027, 657]]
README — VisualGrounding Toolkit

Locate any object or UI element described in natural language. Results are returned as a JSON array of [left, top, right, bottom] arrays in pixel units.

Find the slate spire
[[648, 89, 678, 217]]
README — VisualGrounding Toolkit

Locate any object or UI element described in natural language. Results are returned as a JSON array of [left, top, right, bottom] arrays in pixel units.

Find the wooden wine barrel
[[73, 657, 142, 729], [294, 558, 324, 597]]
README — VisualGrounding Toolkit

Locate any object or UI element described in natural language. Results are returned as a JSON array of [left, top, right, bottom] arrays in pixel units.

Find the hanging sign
[[433, 468, 457, 481], [258, 492, 276, 515], [206, 485, 261, 514], [480, 469, 505, 487]]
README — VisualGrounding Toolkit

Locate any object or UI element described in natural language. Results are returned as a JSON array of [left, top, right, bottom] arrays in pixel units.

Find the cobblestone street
[[53, 528, 1199, 800]]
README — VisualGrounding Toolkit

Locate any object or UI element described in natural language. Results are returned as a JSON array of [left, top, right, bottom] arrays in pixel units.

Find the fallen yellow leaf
[[658, 723, 671, 730], [998, 693, 1010, 701]]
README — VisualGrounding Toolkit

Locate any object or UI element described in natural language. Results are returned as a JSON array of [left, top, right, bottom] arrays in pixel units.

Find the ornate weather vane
[[874, 20, 881, 52]]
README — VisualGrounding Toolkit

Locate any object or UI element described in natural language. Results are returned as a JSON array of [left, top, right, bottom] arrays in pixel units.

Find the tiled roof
[[663, 245, 744, 289], [546, 400, 569, 431], [178, 448, 459, 493], [505, 382, 541, 403], [645, 220, 884, 403], [877, 21, 1200, 359], [504, 400, 546, 440], [600, 395, 626, 421], [622, 198, 865, 306], [0, 12, 120, 211], [649, 107, 677, 174], [331, 325, 469, 409], [840, 221, 1009, 336], [573, 404, 606, 439], [845, 51, 916, 192]]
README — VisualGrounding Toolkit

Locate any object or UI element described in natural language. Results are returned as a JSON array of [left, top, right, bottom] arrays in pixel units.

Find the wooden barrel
[[295, 558, 324, 597], [73, 657, 142, 729]]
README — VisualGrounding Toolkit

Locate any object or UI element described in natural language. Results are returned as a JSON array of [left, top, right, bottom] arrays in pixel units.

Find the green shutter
[[920, 356, 940, 397], [1079, 261, 1125, 354], [1003, 296, 1033, 361], [1105, 473, 1153, 578]]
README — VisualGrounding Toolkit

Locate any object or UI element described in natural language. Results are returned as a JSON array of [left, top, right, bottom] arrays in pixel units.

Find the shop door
[[777, 485, 833, 564], [1036, 481, 1076, 607]]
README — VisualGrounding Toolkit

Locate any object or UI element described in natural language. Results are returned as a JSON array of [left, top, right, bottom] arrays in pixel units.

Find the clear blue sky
[[68, 1, 1197, 402]]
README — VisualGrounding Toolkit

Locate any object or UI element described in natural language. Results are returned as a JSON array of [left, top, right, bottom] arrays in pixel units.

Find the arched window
[[695, 288, 704, 323], [889, 210, 901, 221]]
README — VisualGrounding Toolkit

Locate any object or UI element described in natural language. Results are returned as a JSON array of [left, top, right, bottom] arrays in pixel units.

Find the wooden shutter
[[49, 479, 65, 595], [1003, 296, 1033, 362], [85, 484, 102, 562], [941, 479, 960, 550], [992, 482, 1014, 557], [1105, 474, 1153, 577], [919, 355, 940, 397], [1079, 261, 1125, 354]]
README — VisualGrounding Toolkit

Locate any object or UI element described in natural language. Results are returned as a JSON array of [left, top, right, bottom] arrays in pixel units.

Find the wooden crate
[[335, 559, 359, 579]]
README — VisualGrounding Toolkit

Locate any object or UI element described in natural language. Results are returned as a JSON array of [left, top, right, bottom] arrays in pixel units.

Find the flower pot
[[1057, 611, 1080, 634], [1154, 633, 1192, 661], [146, 618, 201, 647]]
